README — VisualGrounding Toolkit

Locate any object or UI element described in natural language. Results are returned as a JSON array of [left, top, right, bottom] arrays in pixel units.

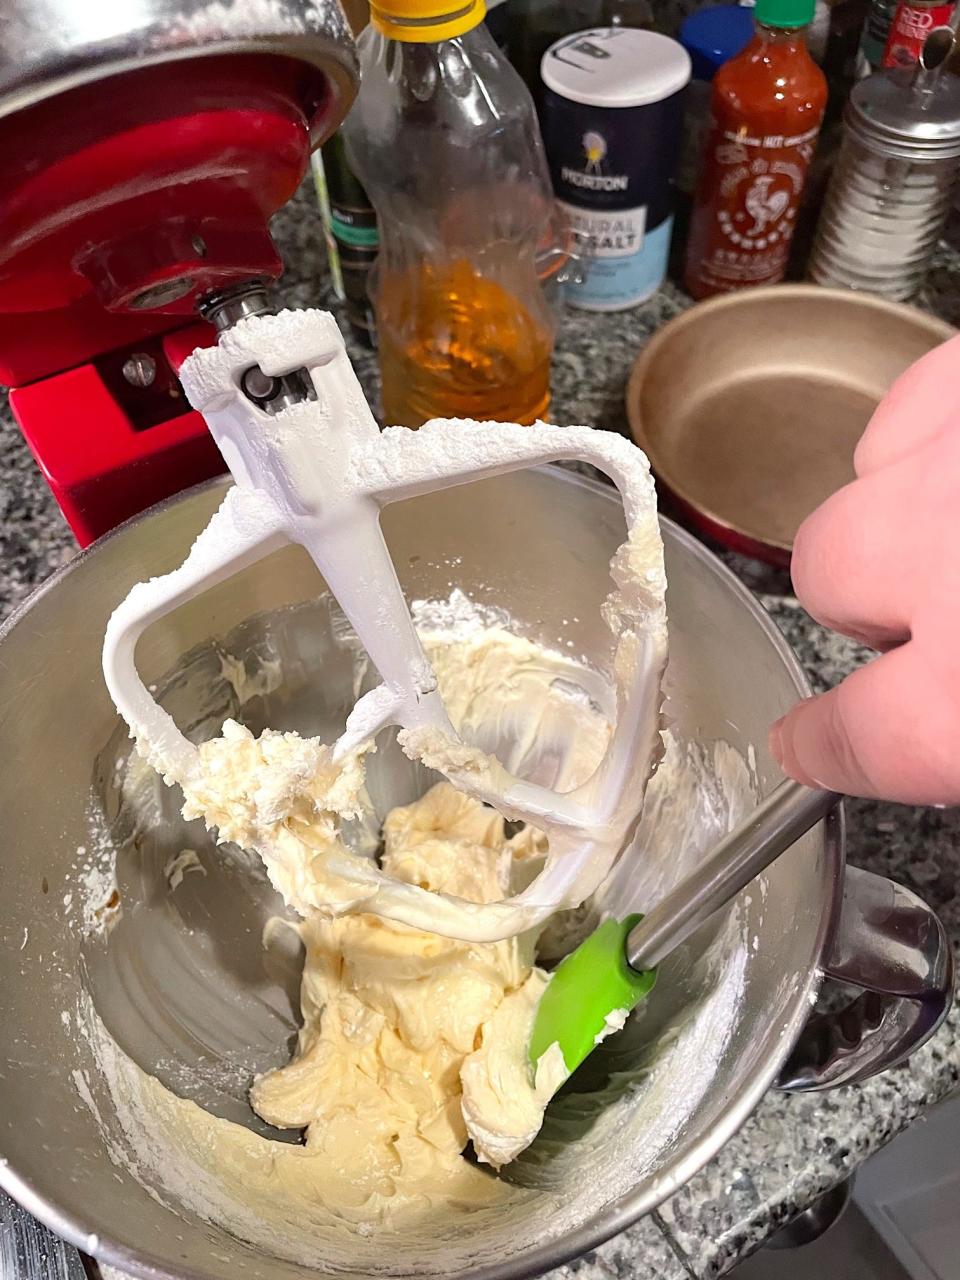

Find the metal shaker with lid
[[809, 27, 960, 300]]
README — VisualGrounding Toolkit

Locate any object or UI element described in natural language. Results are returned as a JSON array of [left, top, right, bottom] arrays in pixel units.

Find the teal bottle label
[[311, 151, 345, 301]]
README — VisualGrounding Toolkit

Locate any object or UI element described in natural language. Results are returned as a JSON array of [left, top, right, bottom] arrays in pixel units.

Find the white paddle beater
[[102, 290, 667, 943]]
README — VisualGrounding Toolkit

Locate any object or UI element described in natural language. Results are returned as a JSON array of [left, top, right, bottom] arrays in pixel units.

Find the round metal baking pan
[[626, 285, 955, 565]]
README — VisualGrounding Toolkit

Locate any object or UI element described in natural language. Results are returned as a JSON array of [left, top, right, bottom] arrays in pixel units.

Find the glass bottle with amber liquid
[[342, 0, 560, 428]]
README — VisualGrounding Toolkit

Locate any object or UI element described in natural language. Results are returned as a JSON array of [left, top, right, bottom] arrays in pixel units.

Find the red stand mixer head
[[0, 0, 358, 544]]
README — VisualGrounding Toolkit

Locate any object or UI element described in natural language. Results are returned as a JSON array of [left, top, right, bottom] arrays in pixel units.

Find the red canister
[[882, 0, 956, 67]]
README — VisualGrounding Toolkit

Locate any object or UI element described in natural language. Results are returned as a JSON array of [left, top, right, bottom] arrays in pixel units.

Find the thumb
[[769, 640, 960, 805], [769, 687, 875, 798]]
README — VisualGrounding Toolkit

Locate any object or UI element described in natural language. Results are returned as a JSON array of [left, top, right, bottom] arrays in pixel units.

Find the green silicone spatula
[[529, 779, 838, 1077]]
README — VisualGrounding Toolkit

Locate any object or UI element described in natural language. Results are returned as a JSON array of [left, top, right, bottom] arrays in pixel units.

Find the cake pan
[[626, 285, 955, 564]]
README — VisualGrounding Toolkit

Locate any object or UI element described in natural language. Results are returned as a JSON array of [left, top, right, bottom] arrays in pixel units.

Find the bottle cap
[[369, 0, 486, 41], [542, 28, 691, 109], [679, 4, 755, 80], [754, 0, 815, 29], [850, 59, 960, 160]]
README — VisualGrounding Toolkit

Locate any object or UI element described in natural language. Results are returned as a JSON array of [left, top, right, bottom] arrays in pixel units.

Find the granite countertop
[[2, 188, 960, 1280]]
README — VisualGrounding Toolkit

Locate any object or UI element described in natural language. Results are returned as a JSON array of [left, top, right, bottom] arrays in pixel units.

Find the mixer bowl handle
[[778, 864, 954, 1090], [102, 486, 287, 779]]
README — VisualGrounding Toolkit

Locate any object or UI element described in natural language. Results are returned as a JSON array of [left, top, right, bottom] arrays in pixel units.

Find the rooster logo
[[744, 176, 790, 235], [582, 130, 607, 175]]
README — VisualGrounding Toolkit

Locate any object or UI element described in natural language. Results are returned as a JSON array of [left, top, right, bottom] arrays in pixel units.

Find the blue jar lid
[[679, 4, 754, 81]]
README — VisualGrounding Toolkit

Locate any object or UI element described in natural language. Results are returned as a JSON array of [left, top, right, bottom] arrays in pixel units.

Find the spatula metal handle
[[626, 780, 839, 973]]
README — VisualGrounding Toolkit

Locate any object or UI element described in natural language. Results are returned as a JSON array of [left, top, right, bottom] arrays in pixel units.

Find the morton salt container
[[809, 26, 960, 300], [540, 27, 691, 309]]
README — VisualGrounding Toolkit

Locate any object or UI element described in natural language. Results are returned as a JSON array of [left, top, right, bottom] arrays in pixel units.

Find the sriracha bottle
[[684, 0, 827, 299]]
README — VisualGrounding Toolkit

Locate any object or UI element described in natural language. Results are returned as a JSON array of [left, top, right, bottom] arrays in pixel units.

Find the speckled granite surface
[[2, 186, 960, 1280]]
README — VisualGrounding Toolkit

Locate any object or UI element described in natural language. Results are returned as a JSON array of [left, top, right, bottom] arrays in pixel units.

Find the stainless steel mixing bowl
[[0, 468, 951, 1280]]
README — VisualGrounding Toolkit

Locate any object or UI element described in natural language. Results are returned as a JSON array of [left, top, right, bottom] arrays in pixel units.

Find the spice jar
[[809, 27, 960, 299], [882, 0, 957, 67]]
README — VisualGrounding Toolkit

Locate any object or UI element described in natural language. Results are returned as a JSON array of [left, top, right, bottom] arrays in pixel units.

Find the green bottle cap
[[754, 0, 816, 29]]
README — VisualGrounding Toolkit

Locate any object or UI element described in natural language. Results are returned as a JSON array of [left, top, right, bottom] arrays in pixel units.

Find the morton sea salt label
[[541, 28, 691, 311]]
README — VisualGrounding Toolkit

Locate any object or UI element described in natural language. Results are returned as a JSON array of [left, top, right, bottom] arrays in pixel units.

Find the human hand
[[769, 333, 960, 806]]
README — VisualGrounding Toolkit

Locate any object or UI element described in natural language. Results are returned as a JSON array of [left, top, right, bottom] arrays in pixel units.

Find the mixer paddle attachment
[[102, 306, 668, 943]]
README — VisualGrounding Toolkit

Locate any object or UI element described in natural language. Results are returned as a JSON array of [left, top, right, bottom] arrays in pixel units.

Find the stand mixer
[[0, 0, 358, 544], [3, 0, 669, 940]]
